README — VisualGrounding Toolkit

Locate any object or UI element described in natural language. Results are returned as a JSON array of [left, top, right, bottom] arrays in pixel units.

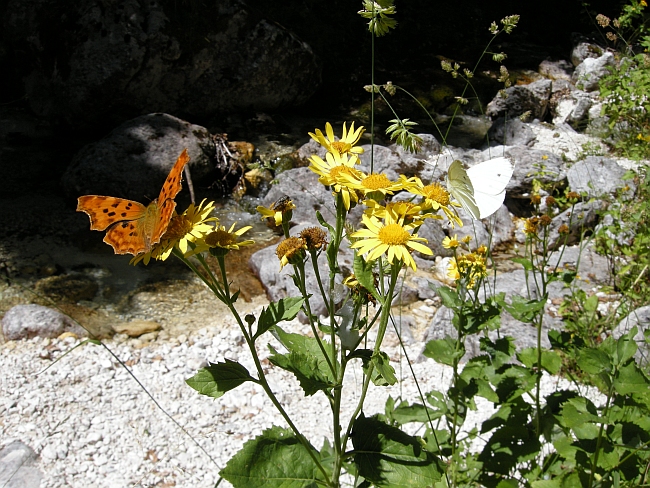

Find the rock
[[538, 59, 573, 81], [572, 52, 615, 92], [485, 117, 536, 147], [613, 305, 650, 364], [0, 440, 42, 488], [389, 133, 442, 177], [570, 37, 606, 66], [501, 146, 566, 199], [547, 200, 601, 250], [2, 304, 86, 340], [4, 0, 321, 128], [357, 144, 402, 181], [61, 113, 215, 201], [486, 79, 552, 120], [112, 320, 161, 338], [566, 156, 634, 198]]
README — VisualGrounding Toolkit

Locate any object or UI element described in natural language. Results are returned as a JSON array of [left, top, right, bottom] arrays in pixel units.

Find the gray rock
[[486, 79, 552, 120], [547, 200, 602, 250], [502, 146, 566, 199], [538, 59, 573, 81], [570, 38, 606, 66], [5, 0, 320, 127], [572, 52, 615, 91], [0, 440, 42, 488], [357, 144, 401, 181], [61, 113, 215, 201], [485, 117, 536, 147], [613, 305, 650, 365], [2, 304, 87, 340], [389, 133, 442, 177], [567, 156, 634, 198], [260, 167, 365, 228]]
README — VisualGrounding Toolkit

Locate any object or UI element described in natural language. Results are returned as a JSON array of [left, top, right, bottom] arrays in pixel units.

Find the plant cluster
[[69, 2, 650, 487]]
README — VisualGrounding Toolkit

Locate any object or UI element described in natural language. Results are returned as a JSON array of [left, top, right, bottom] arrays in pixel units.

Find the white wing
[[445, 160, 480, 219], [466, 157, 514, 219]]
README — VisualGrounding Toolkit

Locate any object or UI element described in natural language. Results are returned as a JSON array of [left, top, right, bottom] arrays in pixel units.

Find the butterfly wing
[[151, 149, 190, 244], [446, 160, 480, 219], [77, 195, 149, 255], [467, 157, 514, 219], [77, 196, 147, 231]]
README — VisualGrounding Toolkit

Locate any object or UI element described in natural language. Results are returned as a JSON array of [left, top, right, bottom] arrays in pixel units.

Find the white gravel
[[0, 305, 605, 488]]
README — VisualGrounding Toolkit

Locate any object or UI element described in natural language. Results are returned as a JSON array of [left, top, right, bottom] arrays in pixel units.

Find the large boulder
[[3, 0, 321, 128]]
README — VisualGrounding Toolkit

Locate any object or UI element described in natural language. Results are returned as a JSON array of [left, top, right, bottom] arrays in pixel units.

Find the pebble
[[1, 306, 604, 487]]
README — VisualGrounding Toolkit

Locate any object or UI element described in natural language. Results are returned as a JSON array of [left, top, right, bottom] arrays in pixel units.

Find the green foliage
[[351, 414, 444, 487], [220, 426, 326, 488], [599, 54, 650, 159], [186, 359, 255, 398]]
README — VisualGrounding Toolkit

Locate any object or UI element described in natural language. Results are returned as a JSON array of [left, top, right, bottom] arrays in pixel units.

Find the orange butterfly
[[77, 149, 190, 256]]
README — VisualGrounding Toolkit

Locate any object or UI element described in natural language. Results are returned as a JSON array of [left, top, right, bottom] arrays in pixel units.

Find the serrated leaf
[[353, 253, 381, 302], [422, 337, 464, 366], [496, 294, 546, 323], [220, 426, 324, 487], [578, 348, 612, 375], [615, 326, 638, 366], [517, 348, 562, 374], [390, 402, 442, 424], [254, 297, 305, 340], [614, 361, 650, 395], [185, 359, 254, 398], [351, 414, 444, 487], [267, 327, 336, 395]]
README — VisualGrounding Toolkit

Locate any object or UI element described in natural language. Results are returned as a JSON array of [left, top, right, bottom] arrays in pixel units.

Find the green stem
[[214, 255, 333, 485]]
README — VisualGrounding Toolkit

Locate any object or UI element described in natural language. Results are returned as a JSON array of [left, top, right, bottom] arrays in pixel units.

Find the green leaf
[[614, 361, 650, 395], [615, 326, 638, 366], [388, 401, 442, 425], [353, 253, 381, 302], [315, 211, 334, 234], [220, 426, 324, 487], [185, 359, 255, 398], [254, 297, 305, 340], [511, 257, 533, 271], [531, 480, 562, 488], [369, 351, 397, 386], [267, 327, 336, 395], [437, 286, 461, 309], [496, 294, 546, 323], [516, 348, 562, 375], [351, 414, 444, 487], [422, 337, 464, 366], [578, 348, 612, 375]]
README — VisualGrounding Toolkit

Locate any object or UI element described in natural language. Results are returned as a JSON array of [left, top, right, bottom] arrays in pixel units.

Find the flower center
[[422, 183, 450, 205], [329, 165, 354, 179], [162, 215, 192, 240], [378, 223, 411, 245], [206, 229, 236, 247], [362, 173, 392, 190], [330, 141, 351, 154], [276, 237, 305, 260]]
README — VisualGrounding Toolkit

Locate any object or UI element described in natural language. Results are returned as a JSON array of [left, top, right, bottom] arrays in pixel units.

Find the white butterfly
[[445, 157, 514, 220]]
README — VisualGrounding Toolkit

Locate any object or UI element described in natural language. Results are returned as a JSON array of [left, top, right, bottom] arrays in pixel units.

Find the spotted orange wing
[[77, 149, 190, 256]]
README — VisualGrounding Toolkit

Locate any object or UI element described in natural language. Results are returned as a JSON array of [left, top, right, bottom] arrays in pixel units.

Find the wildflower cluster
[[302, 122, 467, 271], [132, 199, 254, 265], [442, 234, 488, 289]]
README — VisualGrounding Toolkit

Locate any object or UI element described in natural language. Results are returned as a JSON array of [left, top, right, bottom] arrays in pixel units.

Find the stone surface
[[61, 113, 215, 201], [2, 304, 86, 341], [0, 440, 42, 488], [486, 79, 552, 120], [112, 320, 161, 338]]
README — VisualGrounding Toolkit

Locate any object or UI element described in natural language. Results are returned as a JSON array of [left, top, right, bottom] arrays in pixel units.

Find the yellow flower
[[299, 227, 328, 250], [309, 122, 365, 157], [130, 199, 218, 265], [336, 171, 404, 198], [448, 252, 487, 288], [406, 176, 462, 228], [276, 236, 306, 270], [188, 222, 254, 256], [350, 213, 432, 271], [442, 234, 460, 249], [257, 196, 296, 226], [308, 151, 363, 210], [363, 199, 428, 226]]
